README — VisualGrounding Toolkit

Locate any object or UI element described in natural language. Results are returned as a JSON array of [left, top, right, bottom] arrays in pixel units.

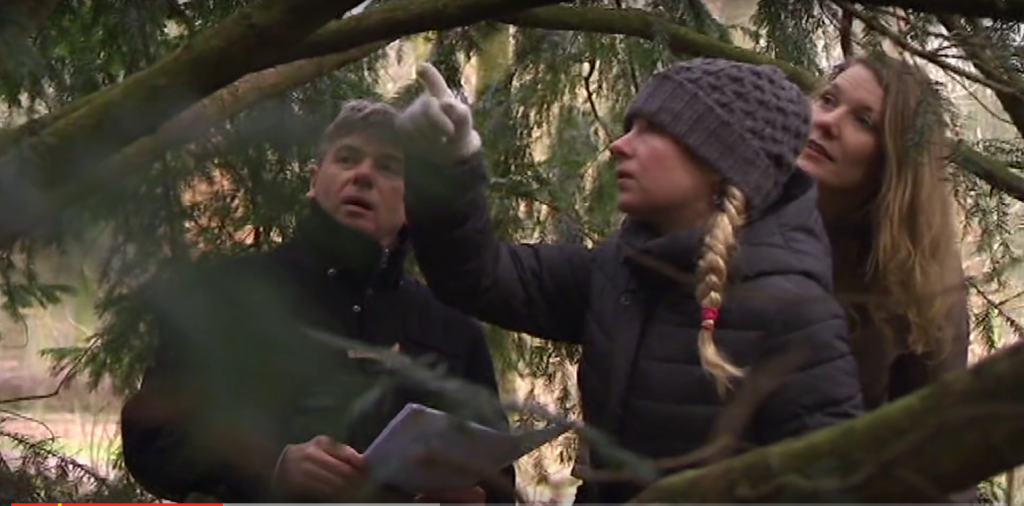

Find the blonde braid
[[695, 185, 748, 398]]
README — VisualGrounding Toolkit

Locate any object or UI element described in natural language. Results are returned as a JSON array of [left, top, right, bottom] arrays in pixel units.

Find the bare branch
[[940, 15, 1024, 138], [583, 59, 613, 140], [840, 3, 1018, 94], [839, 8, 855, 59]]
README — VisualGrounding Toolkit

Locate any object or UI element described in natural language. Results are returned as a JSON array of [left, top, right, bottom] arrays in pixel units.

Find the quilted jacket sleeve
[[406, 152, 593, 344]]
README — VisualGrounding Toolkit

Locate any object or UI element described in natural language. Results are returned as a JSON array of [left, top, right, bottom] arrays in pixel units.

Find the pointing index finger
[[417, 63, 455, 100]]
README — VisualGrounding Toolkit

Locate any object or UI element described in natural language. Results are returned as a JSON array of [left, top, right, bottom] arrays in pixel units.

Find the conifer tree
[[1, 0, 1024, 502]]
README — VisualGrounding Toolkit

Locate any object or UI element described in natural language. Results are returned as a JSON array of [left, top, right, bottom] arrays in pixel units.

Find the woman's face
[[610, 119, 718, 232], [798, 63, 885, 193]]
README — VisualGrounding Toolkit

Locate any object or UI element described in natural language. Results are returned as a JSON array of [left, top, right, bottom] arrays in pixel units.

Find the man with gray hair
[[119, 99, 515, 503]]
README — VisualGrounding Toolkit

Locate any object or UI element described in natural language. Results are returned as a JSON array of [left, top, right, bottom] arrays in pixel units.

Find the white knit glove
[[398, 63, 482, 164]]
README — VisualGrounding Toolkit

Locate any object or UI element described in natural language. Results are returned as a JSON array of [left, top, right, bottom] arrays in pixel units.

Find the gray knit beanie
[[624, 58, 811, 218]]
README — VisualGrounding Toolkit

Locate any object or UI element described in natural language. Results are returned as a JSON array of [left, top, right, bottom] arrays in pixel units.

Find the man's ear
[[306, 165, 319, 199]]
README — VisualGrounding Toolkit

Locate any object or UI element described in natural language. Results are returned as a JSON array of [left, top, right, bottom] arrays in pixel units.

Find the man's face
[[307, 131, 406, 244]]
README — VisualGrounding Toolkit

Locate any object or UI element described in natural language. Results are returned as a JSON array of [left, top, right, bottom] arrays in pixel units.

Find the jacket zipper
[[361, 247, 390, 300], [354, 248, 390, 345]]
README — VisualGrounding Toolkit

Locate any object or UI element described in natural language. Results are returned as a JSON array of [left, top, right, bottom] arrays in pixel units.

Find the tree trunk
[[629, 340, 1024, 503]]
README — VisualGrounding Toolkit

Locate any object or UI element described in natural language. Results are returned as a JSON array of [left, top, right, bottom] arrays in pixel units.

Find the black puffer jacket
[[120, 203, 514, 504], [407, 154, 865, 503]]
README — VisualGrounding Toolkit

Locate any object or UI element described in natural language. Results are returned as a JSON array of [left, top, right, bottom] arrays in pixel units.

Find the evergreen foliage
[[0, 0, 1023, 501]]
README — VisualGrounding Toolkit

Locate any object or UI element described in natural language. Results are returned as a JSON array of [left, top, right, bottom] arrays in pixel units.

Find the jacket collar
[[619, 217, 704, 287], [286, 200, 409, 290], [616, 171, 835, 293]]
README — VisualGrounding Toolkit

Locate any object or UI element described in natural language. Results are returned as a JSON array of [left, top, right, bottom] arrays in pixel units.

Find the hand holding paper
[[363, 403, 570, 494]]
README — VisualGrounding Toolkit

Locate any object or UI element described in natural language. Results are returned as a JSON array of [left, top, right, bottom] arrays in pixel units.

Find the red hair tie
[[701, 307, 720, 330]]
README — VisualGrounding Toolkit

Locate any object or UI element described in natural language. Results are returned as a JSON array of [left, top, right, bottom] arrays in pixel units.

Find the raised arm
[[400, 64, 592, 344]]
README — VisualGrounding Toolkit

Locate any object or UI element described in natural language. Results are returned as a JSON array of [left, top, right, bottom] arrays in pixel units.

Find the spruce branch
[[0, 0, 568, 250], [839, 3, 1018, 94], [67, 42, 391, 214], [939, 15, 1024, 136], [953, 142, 1024, 207], [851, 0, 1024, 22], [501, 5, 1024, 204], [502, 6, 820, 91], [0, 0, 369, 248]]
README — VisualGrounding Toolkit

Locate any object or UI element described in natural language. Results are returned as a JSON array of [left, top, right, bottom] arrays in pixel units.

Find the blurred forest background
[[1, 0, 1024, 503]]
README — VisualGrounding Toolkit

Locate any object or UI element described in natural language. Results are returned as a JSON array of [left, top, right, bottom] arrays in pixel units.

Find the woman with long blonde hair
[[398, 58, 864, 503], [798, 53, 970, 410]]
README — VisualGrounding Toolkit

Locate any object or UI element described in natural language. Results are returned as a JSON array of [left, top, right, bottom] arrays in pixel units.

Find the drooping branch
[[847, 11, 1024, 201], [0, 0, 569, 250], [501, 5, 1024, 204], [502, 6, 819, 91], [268, 0, 576, 69], [64, 42, 391, 211], [4, 0, 1024, 253], [952, 141, 1024, 200], [840, 3, 1017, 94], [0, 0, 367, 248], [939, 15, 1024, 136], [851, 0, 1024, 22], [0, 0, 571, 156], [630, 340, 1024, 503]]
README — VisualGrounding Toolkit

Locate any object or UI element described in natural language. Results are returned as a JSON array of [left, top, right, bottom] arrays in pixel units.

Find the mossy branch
[[502, 5, 1024, 204], [63, 43, 390, 212], [0, 0, 365, 247], [3, 0, 1024, 250], [272, 0, 572, 67], [503, 6, 820, 91], [630, 340, 1024, 502], [0, 0, 568, 249]]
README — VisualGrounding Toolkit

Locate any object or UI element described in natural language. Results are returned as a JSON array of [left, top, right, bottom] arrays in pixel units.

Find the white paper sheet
[[363, 403, 570, 494]]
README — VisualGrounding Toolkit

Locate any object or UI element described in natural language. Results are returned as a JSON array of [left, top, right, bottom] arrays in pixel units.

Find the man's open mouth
[[341, 196, 374, 211]]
